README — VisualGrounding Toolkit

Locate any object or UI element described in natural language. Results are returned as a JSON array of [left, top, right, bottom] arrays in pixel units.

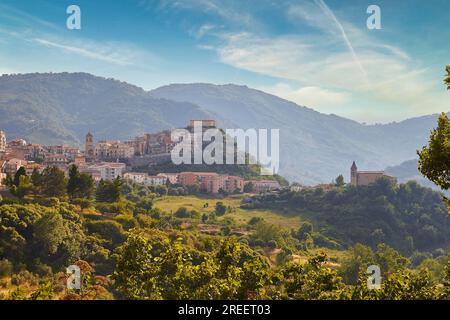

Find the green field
[[153, 195, 303, 230]]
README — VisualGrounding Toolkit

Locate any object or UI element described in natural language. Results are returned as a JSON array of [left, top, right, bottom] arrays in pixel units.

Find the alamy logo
[[66, 265, 81, 290], [366, 265, 381, 290], [66, 5, 81, 30], [171, 121, 279, 175], [367, 5, 382, 30]]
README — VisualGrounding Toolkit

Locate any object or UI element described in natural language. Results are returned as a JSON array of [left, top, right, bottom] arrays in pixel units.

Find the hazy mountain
[[0, 73, 443, 184], [150, 83, 441, 184], [0, 73, 215, 145], [385, 159, 447, 193]]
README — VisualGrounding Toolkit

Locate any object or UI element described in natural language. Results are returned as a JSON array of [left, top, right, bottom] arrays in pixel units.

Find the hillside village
[[1, 120, 397, 195], [0, 121, 284, 195]]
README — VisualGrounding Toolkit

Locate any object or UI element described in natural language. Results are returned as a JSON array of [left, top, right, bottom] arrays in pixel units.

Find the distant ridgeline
[[242, 177, 450, 254]]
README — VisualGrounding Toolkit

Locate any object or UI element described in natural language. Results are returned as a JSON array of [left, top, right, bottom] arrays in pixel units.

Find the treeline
[[243, 177, 450, 254], [3, 165, 121, 203]]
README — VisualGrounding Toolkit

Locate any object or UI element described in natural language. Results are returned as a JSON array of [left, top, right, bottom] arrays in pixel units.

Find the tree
[[215, 202, 227, 216], [418, 67, 450, 209], [279, 253, 343, 299], [67, 165, 80, 198], [14, 167, 27, 187], [67, 165, 95, 199], [339, 244, 375, 285], [114, 232, 270, 300], [243, 182, 254, 193], [296, 222, 313, 241], [41, 167, 67, 198], [16, 176, 34, 198], [418, 113, 450, 207], [175, 207, 190, 218], [31, 168, 43, 188], [33, 213, 65, 256], [335, 174, 345, 187], [96, 178, 122, 203], [445, 65, 450, 90]]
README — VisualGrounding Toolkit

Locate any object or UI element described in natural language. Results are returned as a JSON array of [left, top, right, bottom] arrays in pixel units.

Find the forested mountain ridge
[[0, 73, 215, 145]]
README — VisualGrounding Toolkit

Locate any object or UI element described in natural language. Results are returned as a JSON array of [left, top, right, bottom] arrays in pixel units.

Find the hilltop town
[[1, 119, 399, 197], [0, 121, 283, 195]]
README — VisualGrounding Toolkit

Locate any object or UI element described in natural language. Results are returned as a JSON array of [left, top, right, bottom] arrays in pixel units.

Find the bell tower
[[351, 161, 358, 186], [85, 132, 94, 161]]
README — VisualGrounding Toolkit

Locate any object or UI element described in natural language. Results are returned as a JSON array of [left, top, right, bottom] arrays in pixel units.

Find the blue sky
[[0, 0, 448, 123]]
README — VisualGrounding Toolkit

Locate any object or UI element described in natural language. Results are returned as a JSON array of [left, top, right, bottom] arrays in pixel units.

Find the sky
[[0, 0, 448, 123]]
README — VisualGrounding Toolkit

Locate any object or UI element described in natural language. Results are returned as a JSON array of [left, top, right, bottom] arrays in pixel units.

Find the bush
[[11, 270, 38, 286], [215, 202, 227, 216], [252, 239, 266, 247], [221, 226, 232, 236], [71, 198, 93, 209], [85, 220, 127, 247], [190, 210, 201, 219], [175, 207, 190, 218], [248, 217, 264, 225], [267, 240, 278, 249], [115, 214, 139, 230], [0, 259, 13, 277]]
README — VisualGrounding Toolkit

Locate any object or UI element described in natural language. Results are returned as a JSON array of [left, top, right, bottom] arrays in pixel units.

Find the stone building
[[350, 161, 396, 186], [94, 140, 134, 160], [85, 132, 95, 161]]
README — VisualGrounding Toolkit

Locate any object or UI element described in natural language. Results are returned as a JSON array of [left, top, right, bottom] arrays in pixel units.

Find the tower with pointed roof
[[85, 132, 94, 161], [0, 130, 6, 153], [351, 161, 358, 186]]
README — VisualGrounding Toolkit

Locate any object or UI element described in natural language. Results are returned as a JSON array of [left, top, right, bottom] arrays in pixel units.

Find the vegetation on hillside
[[243, 178, 450, 254], [1, 164, 450, 300]]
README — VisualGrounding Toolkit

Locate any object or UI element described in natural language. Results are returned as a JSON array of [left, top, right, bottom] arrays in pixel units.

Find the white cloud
[[189, 24, 220, 39], [263, 84, 350, 108], [33, 38, 138, 66], [200, 2, 448, 121], [139, 0, 255, 27]]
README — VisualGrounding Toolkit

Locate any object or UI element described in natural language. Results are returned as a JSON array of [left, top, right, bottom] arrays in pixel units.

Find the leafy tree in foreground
[[418, 66, 450, 209], [445, 65, 450, 90], [418, 112, 450, 208], [113, 232, 270, 300]]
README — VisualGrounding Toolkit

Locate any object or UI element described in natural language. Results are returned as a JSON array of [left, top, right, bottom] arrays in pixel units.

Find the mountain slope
[[0, 73, 443, 184], [0, 73, 214, 145]]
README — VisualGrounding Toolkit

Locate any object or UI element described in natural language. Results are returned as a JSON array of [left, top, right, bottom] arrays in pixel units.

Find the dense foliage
[[243, 178, 450, 254]]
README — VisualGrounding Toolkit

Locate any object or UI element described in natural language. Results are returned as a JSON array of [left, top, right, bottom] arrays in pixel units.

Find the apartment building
[[178, 172, 244, 194], [81, 162, 126, 181], [124, 172, 167, 186], [250, 180, 281, 193]]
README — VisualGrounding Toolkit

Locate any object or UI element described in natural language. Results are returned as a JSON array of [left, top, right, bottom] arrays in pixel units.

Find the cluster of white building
[[0, 124, 283, 194]]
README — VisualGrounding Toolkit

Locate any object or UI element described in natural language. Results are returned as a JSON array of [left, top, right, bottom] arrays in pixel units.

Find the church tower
[[0, 130, 6, 153], [85, 132, 94, 161], [351, 161, 358, 186]]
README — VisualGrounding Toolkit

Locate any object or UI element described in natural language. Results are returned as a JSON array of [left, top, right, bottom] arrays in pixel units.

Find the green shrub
[[0, 259, 13, 277]]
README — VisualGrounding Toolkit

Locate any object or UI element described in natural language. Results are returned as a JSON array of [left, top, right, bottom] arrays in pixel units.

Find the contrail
[[314, 0, 369, 87]]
